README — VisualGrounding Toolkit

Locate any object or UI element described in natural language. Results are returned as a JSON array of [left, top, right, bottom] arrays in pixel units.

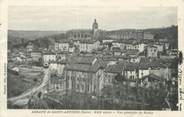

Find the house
[[129, 56, 140, 63], [104, 61, 138, 86], [138, 74, 165, 89], [159, 39, 170, 50], [49, 60, 66, 76], [56, 52, 67, 61], [138, 58, 151, 79], [118, 61, 139, 80], [137, 42, 146, 52], [105, 61, 138, 84], [117, 39, 144, 52], [112, 40, 121, 48], [68, 44, 75, 53], [30, 51, 42, 62], [78, 39, 100, 52], [124, 49, 139, 57], [42, 52, 56, 65], [47, 75, 66, 93], [111, 47, 122, 56], [55, 40, 70, 52], [114, 55, 130, 62], [102, 55, 118, 65], [64, 55, 105, 96], [104, 65, 121, 86], [143, 31, 154, 40], [146, 45, 158, 58], [102, 37, 115, 43], [26, 42, 34, 53], [47, 60, 67, 92], [154, 44, 164, 52], [106, 29, 139, 40], [138, 58, 171, 80]]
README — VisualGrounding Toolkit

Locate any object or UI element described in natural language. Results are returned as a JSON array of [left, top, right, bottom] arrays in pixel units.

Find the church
[[66, 19, 100, 40]]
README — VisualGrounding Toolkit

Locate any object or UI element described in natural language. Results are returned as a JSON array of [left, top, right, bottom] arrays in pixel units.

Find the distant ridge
[[8, 30, 65, 40]]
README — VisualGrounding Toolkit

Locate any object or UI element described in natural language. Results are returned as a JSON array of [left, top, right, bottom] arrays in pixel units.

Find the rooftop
[[65, 57, 105, 73], [105, 61, 138, 73], [140, 74, 164, 82]]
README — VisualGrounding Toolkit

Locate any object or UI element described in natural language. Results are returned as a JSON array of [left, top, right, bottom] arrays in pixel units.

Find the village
[[7, 19, 178, 110]]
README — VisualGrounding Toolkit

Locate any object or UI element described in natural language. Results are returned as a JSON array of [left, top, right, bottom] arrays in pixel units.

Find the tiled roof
[[79, 39, 97, 44], [65, 56, 105, 73], [43, 52, 56, 55], [139, 58, 168, 69], [56, 39, 70, 43], [118, 61, 139, 71], [102, 55, 118, 61], [50, 76, 65, 84], [112, 47, 121, 52], [105, 65, 122, 74], [105, 61, 138, 73], [140, 74, 164, 81], [125, 49, 139, 56], [31, 51, 42, 53], [114, 55, 130, 59], [145, 45, 157, 48], [67, 55, 96, 65], [50, 60, 66, 64], [102, 37, 116, 40]]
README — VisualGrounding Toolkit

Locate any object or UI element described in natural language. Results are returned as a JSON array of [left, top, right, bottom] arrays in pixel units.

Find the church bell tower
[[92, 19, 98, 37]]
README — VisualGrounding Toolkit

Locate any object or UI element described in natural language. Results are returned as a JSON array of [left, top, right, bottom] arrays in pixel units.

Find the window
[[77, 84, 80, 90], [108, 78, 111, 83], [87, 84, 90, 92], [94, 85, 96, 91], [81, 84, 84, 92]]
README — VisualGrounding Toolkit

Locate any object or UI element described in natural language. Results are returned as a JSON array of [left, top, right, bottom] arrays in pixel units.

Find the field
[[7, 66, 44, 98]]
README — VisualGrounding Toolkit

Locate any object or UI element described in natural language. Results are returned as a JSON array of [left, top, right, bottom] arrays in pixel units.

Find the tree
[[114, 73, 125, 83], [107, 42, 112, 50]]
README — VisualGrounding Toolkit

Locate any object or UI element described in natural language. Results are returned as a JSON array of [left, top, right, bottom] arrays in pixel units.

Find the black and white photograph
[[6, 5, 179, 110]]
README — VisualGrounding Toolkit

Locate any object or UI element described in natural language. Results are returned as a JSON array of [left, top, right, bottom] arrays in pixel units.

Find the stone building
[[64, 55, 105, 96]]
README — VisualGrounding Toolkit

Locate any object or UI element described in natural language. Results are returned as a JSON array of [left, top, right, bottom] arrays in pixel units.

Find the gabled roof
[[65, 55, 105, 73], [139, 58, 168, 69], [65, 58, 105, 73]]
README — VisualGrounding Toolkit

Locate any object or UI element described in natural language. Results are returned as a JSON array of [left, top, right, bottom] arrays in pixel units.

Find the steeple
[[92, 19, 98, 37], [92, 19, 98, 31]]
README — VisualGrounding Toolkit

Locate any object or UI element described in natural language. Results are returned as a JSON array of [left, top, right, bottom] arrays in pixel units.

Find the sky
[[8, 6, 177, 31]]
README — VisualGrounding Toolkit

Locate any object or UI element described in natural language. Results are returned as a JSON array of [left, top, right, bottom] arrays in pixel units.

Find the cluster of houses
[[21, 19, 178, 97]]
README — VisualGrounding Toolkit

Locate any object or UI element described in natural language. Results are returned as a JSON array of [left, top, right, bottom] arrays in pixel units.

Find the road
[[8, 68, 50, 104]]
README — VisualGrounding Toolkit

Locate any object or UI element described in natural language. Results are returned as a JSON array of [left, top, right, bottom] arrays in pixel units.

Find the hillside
[[8, 30, 65, 40]]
